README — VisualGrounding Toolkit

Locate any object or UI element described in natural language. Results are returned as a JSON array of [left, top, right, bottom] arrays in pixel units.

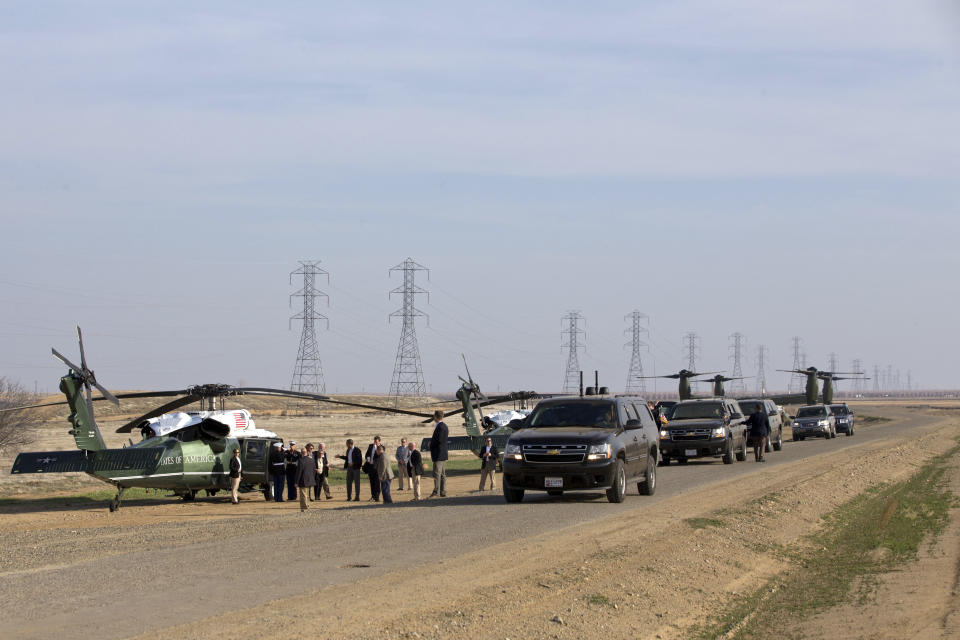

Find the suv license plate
[[544, 477, 563, 488], [684, 449, 697, 457]]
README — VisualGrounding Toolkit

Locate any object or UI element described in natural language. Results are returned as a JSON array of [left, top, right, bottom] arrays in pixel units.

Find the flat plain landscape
[[1, 400, 959, 639]]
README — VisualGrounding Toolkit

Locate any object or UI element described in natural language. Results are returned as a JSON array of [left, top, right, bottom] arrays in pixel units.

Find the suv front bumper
[[660, 438, 727, 459], [501, 458, 615, 491], [792, 423, 831, 437]]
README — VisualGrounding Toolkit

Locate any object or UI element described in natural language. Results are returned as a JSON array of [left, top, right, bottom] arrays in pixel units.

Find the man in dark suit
[[429, 411, 449, 498], [336, 439, 363, 502], [478, 436, 498, 491], [268, 442, 285, 502], [295, 443, 317, 512], [364, 435, 382, 502], [229, 447, 242, 504], [285, 441, 300, 501]]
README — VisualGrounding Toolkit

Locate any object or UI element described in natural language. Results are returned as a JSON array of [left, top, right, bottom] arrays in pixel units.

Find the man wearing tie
[[478, 437, 498, 491], [337, 439, 363, 502]]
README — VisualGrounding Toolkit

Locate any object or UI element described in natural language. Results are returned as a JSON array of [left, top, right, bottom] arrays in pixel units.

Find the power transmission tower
[[851, 358, 863, 394], [388, 258, 429, 402], [755, 345, 769, 395], [729, 332, 747, 394], [624, 311, 649, 394], [828, 352, 840, 393], [873, 365, 881, 392], [289, 260, 329, 413], [562, 311, 585, 393], [682, 332, 700, 371], [907, 370, 912, 391], [788, 337, 804, 393]]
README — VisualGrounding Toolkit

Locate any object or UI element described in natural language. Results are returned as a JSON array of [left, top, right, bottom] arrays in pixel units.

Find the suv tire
[[660, 456, 670, 466], [606, 459, 626, 503], [503, 487, 524, 503], [772, 429, 783, 451], [722, 440, 735, 464], [735, 438, 747, 462], [639, 453, 656, 496]]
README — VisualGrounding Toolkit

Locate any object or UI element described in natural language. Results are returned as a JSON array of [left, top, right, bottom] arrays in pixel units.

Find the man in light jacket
[[395, 437, 411, 491], [375, 444, 393, 504]]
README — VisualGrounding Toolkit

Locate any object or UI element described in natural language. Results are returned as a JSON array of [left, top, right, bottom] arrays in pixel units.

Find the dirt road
[[1, 403, 958, 640]]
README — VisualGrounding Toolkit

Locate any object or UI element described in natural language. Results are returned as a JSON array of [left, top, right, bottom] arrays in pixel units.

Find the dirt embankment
[[132, 408, 960, 640]]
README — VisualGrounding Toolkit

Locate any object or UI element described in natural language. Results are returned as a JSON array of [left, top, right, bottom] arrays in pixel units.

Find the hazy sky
[[2, 2, 959, 396]]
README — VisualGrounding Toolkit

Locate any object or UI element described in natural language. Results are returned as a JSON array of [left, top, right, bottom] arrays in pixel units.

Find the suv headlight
[[505, 443, 522, 460], [659, 429, 669, 439], [587, 443, 611, 460], [818, 419, 829, 427], [712, 427, 726, 438]]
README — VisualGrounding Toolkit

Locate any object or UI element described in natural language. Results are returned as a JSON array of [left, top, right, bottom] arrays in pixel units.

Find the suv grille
[[670, 428, 713, 440], [522, 443, 587, 463]]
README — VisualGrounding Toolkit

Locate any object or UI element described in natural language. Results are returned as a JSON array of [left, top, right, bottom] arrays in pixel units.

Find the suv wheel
[[773, 429, 783, 451], [639, 453, 656, 496], [722, 440, 735, 464], [660, 456, 670, 467], [503, 487, 524, 503], [847, 426, 854, 436], [735, 438, 747, 462], [606, 459, 626, 503]]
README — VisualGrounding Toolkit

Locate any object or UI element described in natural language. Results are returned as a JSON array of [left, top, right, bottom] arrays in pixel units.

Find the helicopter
[[6, 328, 441, 511], [776, 367, 867, 405], [637, 369, 721, 400], [698, 374, 751, 398], [420, 356, 540, 460]]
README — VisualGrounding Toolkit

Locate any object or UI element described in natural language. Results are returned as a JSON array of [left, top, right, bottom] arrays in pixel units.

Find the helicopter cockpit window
[[245, 440, 265, 461]]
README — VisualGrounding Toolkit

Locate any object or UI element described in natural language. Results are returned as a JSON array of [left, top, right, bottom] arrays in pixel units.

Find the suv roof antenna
[[579, 371, 584, 397], [595, 370, 599, 393]]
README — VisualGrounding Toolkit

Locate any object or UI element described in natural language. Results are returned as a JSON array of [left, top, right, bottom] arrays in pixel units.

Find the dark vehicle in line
[[735, 398, 784, 452], [653, 400, 677, 424], [829, 403, 855, 436], [791, 404, 836, 440], [658, 398, 748, 465], [500, 394, 659, 504]]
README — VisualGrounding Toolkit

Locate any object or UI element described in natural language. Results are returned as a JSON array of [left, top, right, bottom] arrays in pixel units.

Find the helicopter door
[[240, 438, 269, 483]]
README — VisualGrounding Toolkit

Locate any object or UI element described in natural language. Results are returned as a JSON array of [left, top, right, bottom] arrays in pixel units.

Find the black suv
[[501, 395, 659, 503], [829, 403, 855, 436], [659, 398, 748, 465]]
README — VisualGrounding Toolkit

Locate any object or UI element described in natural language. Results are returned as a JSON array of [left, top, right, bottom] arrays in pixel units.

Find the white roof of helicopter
[[142, 408, 278, 439], [485, 409, 530, 427]]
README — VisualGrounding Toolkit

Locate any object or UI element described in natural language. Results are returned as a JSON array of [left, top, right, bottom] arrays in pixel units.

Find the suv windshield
[[797, 406, 826, 418], [526, 402, 618, 428], [738, 401, 762, 414], [829, 405, 848, 415], [671, 402, 725, 420]]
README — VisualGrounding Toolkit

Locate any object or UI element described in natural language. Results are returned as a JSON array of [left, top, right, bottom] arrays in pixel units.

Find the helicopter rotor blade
[[115, 395, 202, 433], [51, 348, 83, 376], [234, 388, 436, 418]]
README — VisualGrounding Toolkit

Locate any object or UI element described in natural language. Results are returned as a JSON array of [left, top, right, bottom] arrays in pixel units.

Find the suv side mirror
[[625, 419, 641, 429]]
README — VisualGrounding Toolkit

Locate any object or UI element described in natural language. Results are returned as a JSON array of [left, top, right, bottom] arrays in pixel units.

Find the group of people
[[244, 409, 500, 511]]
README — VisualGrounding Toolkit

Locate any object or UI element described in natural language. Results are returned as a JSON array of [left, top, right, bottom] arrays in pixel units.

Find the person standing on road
[[337, 439, 363, 502], [295, 443, 318, 512], [407, 441, 423, 500], [229, 447, 242, 504], [478, 437, 498, 491], [745, 406, 770, 462], [395, 437, 411, 491], [268, 442, 286, 502], [315, 442, 333, 500], [429, 410, 449, 498], [285, 441, 300, 501], [375, 444, 394, 504], [364, 436, 382, 502]]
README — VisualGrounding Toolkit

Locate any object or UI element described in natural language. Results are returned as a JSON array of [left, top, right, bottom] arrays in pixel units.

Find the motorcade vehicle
[[500, 393, 659, 503], [658, 398, 748, 465], [736, 398, 784, 452], [791, 404, 837, 440], [829, 403, 855, 435]]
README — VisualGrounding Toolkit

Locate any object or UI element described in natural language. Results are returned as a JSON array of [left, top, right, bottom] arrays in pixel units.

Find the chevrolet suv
[[659, 398, 748, 465], [829, 403, 855, 436], [736, 398, 784, 452], [501, 395, 659, 503], [791, 404, 836, 440]]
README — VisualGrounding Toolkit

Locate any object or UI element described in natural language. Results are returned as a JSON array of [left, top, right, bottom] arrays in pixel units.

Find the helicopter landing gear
[[109, 487, 126, 512], [181, 490, 196, 501]]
